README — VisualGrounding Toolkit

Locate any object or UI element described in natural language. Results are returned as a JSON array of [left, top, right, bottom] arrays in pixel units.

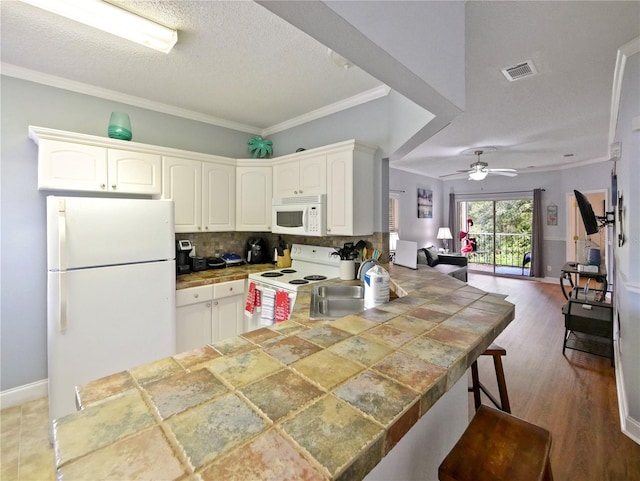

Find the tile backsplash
[[175, 232, 390, 263]]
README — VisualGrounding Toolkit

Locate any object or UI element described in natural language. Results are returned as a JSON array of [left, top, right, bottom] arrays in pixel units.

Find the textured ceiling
[[1, 1, 639, 178], [0, 0, 383, 130], [393, 1, 640, 178]]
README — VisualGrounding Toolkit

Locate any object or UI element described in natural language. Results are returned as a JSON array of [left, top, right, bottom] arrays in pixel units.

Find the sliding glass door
[[458, 198, 533, 276]]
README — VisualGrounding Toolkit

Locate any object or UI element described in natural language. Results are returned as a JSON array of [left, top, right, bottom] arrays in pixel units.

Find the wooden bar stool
[[439, 405, 554, 481], [469, 343, 511, 413]]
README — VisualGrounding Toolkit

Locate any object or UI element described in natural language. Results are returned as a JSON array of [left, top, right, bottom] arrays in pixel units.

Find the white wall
[[324, 0, 466, 111], [612, 46, 640, 439], [389, 168, 445, 248], [0, 76, 253, 392]]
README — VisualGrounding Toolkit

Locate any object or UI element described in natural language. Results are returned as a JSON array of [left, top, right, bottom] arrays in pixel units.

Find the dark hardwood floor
[[467, 273, 640, 481]]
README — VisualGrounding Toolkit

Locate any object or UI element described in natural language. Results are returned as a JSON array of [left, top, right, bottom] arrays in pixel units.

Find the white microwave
[[272, 195, 326, 236]]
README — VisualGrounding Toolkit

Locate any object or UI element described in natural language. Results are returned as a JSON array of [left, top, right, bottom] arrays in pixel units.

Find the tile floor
[[0, 397, 55, 481]]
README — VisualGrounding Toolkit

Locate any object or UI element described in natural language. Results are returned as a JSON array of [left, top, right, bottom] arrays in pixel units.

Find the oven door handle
[[256, 285, 276, 295]]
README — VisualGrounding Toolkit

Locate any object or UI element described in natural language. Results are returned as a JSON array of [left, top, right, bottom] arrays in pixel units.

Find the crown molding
[[261, 85, 391, 137], [1, 63, 264, 135], [2, 63, 390, 139]]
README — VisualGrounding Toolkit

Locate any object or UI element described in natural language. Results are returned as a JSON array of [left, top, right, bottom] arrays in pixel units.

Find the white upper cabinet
[[162, 157, 235, 233], [202, 162, 235, 232], [273, 155, 326, 198], [107, 149, 161, 194], [31, 127, 161, 194], [326, 142, 376, 236], [37, 139, 161, 194], [236, 163, 272, 231], [37, 139, 108, 192], [162, 157, 202, 233], [29, 127, 377, 237]]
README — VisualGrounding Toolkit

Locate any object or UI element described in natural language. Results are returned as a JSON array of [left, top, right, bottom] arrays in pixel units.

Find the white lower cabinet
[[211, 296, 244, 343], [175, 280, 246, 352], [175, 285, 213, 353]]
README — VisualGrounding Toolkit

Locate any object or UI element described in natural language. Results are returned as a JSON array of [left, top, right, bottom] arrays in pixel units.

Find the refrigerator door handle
[[57, 199, 67, 272], [59, 271, 68, 332], [57, 199, 68, 331]]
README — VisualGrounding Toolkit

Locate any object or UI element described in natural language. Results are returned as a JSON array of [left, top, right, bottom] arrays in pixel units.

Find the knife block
[[277, 249, 291, 268]]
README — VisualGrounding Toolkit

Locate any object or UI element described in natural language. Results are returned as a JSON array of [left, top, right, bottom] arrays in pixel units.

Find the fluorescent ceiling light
[[469, 170, 488, 181], [19, 0, 178, 53]]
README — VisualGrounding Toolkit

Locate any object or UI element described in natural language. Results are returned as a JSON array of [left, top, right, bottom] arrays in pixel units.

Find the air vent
[[501, 60, 537, 82]]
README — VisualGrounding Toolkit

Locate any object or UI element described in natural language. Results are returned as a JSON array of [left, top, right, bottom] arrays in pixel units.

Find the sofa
[[417, 247, 468, 282]]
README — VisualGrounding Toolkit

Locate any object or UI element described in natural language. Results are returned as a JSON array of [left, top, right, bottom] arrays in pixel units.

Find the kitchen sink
[[314, 285, 364, 299], [309, 285, 364, 320]]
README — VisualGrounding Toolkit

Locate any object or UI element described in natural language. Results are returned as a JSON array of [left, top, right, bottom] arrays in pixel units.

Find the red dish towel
[[274, 291, 290, 323], [245, 282, 257, 315]]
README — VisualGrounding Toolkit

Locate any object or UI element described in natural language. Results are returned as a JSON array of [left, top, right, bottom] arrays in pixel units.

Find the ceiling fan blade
[[439, 171, 469, 178], [488, 168, 517, 173], [489, 171, 518, 177]]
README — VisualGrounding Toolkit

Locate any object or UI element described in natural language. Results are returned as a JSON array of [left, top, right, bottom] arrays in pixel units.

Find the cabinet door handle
[[299, 189, 303, 194], [206, 302, 211, 308], [194, 293, 199, 299], [112, 184, 117, 190], [294, 190, 298, 195], [100, 183, 106, 189], [214, 301, 218, 306]]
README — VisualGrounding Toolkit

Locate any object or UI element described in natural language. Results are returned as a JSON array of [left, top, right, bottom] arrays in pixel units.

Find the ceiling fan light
[[469, 170, 488, 181], [18, 0, 178, 53]]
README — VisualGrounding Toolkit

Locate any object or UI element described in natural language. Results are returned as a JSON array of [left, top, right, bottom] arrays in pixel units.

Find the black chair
[[522, 252, 531, 275]]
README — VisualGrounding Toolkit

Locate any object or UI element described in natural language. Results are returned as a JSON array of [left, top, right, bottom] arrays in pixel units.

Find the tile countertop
[[53, 264, 514, 481], [175, 263, 275, 290]]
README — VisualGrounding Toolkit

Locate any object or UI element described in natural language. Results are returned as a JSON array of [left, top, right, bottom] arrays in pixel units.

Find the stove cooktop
[[250, 268, 332, 291], [248, 244, 341, 291]]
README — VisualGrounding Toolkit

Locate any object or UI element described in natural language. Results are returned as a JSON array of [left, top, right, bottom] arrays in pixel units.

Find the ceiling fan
[[441, 150, 518, 181]]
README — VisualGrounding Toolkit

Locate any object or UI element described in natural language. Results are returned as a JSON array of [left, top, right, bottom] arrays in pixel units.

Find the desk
[[560, 262, 607, 301]]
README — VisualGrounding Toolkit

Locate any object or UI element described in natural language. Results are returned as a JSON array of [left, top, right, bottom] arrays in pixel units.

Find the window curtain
[[449, 193, 457, 253], [531, 188, 544, 277]]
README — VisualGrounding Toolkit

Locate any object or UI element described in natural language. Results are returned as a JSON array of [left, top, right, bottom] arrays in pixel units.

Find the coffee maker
[[246, 237, 268, 264], [176, 239, 192, 275]]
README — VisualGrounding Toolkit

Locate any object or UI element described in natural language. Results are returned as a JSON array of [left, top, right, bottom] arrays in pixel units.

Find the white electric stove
[[246, 244, 341, 329]]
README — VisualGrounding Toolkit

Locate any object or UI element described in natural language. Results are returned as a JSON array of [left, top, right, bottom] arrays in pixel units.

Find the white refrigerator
[[46, 196, 176, 425]]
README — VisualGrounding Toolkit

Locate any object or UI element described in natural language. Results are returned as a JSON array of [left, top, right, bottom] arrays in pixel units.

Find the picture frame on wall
[[547, 203, 558, 225], [417, 188, 433, 219]]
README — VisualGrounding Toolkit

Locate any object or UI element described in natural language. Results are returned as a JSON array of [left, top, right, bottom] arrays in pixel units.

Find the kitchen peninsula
[[52, 264, 514, 481]]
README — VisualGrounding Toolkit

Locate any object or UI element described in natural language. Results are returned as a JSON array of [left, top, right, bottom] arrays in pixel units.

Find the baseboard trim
[[0, 379, 48, 409], [539, 276, 557, 284], [614, 340, 640, 445]]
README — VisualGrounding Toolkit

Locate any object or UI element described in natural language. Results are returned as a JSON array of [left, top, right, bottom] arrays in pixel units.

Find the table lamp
[[437, 227, 453, 253]]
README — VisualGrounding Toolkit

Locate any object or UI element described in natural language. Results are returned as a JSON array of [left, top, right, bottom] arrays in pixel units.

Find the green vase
[[108, 111, 132, 141]]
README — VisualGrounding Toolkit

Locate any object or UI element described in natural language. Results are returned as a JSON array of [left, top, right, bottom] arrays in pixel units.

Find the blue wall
[[0, 76, 255, 391]]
